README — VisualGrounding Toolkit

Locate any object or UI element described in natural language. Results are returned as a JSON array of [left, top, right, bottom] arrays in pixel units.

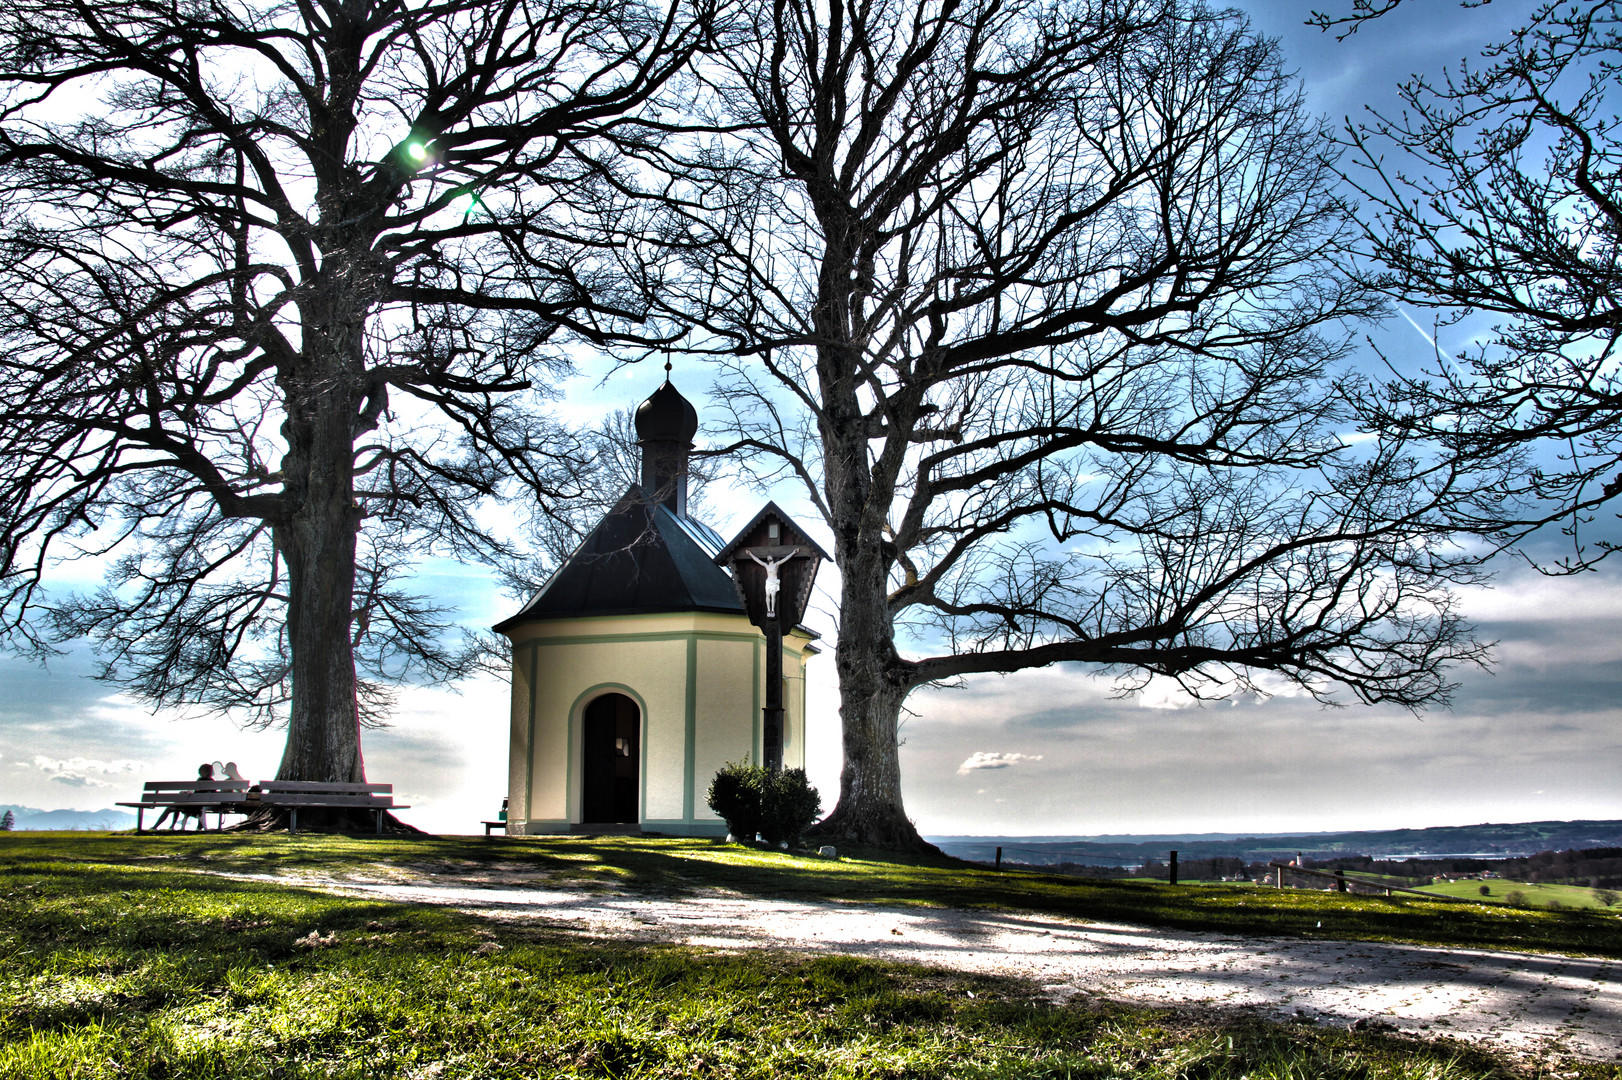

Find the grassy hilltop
[[2, 832, 1618, 1079]]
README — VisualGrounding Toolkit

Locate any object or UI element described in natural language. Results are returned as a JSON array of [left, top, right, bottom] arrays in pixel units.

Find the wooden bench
[[118, 781, 252, 832], [481, 820, 508, 836], [252, 781, 408, 833]]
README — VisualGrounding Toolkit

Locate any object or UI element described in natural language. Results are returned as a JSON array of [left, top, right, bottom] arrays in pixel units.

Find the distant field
[[1416, 879, 1620, 910]]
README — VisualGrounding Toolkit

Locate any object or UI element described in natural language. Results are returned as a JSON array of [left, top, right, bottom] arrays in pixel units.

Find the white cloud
[[1136, 677, 1200, 711], [957, 751, 1043, 774], [27, 754, 145, 791], [1456, 571, 1622, 625], [31, 755, 145, 775], [50, 774, 111, 788]]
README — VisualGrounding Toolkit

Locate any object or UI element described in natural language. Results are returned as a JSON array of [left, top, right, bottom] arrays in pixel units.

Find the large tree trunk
[[802, 176, 938, 849], [808, 432, 934, 852], [275, 492, 364, 784], [272, 310, 367, 785], [245, 361, 390, 831], [810, 672, 936, 853]]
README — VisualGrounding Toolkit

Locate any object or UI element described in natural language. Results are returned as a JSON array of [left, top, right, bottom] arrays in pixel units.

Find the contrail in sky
[[1397, 306, 1436, 350], [1397, 306, 1467, 379]]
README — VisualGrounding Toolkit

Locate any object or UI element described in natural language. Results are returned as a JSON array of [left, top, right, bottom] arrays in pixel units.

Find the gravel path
[[282, 875, 1621, 1061]]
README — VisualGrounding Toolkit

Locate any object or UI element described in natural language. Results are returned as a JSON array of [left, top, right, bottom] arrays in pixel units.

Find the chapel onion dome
[[635, 378, 699, 446]]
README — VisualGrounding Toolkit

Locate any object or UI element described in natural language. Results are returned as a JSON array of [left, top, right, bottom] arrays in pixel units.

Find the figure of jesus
[[746, 549, 795, 619]]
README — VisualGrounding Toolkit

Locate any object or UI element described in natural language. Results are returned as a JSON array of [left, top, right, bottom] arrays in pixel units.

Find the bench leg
[[136, 807, 145, 833], [289, 808, 298, 834], [375, 808, 383, 834]]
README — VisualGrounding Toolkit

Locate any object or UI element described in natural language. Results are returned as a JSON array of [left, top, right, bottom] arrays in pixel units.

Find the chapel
[[494, 378, 819, 835]]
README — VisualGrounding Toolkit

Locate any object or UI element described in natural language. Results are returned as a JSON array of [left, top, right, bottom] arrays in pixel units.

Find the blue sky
[[5, 0, 1618, 837]]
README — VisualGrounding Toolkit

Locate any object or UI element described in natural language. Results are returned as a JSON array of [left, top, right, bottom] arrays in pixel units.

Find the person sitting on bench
[[152, 763, 215, 830]]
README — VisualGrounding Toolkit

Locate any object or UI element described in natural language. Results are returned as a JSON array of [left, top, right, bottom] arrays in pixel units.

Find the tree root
[[224, 808, 429, 836]]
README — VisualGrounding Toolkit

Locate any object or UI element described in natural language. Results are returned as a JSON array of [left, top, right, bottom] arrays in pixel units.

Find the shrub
[[760, 768, 822, 848], [706, 760, 764, 842], [1504, 889, 1527, 907], [705, 762, 822, 847], [1478, 884, 1490, 896], [1597, 888, 1619, 908]]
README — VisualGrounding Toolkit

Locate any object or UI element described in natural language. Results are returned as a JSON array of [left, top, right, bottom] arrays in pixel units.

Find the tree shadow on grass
[[1, 853, 1607, 1079], [5, 831, 1620, 960]]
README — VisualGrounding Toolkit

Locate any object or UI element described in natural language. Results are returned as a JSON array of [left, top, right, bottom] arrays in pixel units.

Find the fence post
[[1335, 869, 1346, 893], [995, 846, 1002, 871], [1274, 865, 1283, 889], [1168, 849, 1178, 886]]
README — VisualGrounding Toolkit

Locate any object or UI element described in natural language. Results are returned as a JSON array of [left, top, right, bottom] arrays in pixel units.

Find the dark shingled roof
[[493, 486, 744, 631]]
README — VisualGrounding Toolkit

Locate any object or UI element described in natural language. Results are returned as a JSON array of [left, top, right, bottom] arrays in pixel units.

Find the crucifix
[[715, 505, 827, 772], [745, 549, 794, 618]]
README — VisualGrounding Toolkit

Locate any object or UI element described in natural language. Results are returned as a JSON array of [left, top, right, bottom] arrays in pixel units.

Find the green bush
[[706, 762, 822, 847], [761, 768, 822, 847], [706, 760, 763, 841]]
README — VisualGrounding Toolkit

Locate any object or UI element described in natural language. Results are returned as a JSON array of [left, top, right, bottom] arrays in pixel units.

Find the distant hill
[[0, 804, 136, 831], [927, 820, 1622, 868]]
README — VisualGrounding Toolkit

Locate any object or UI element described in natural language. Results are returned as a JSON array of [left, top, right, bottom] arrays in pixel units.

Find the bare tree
[[0, 0, 716, 797], [1316, 0, 1622, 567], [636, 0, 1495, 848]]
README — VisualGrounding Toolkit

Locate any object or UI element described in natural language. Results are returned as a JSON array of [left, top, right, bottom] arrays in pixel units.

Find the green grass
[[1, 833, 1619, 1078], [1417, 879, 1622, 910]]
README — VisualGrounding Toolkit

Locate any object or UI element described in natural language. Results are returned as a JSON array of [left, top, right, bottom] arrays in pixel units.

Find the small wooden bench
[[481, 820, 508, 836], [253, 781, 408, 833], [118, 781, 252, 832]]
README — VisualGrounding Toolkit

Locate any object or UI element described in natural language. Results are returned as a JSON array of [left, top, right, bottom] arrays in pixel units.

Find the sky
[[4, 0, 1618, 838]]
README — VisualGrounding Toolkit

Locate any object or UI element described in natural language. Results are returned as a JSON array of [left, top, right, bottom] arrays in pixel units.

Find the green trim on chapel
[[752, 637, 762, 763], [683, 638, 698, 820], [524, 641, 539, 822], [521, 627, 775, 648]]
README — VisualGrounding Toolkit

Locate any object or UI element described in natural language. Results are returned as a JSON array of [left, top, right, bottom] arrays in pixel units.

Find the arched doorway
[[581, 692, 639, 824]]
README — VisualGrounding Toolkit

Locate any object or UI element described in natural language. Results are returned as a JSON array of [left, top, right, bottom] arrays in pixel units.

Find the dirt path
[[274, 874, 1621, 1061]]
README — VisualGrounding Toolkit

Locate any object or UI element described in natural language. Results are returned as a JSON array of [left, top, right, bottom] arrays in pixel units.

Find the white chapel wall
[[507, 612, 818, 836]]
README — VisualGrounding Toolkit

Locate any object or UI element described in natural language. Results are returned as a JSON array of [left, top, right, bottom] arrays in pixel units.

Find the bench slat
[[143, 781, 250, 792], [261, 791, 400, 797], [256, 781, 391, 794]]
